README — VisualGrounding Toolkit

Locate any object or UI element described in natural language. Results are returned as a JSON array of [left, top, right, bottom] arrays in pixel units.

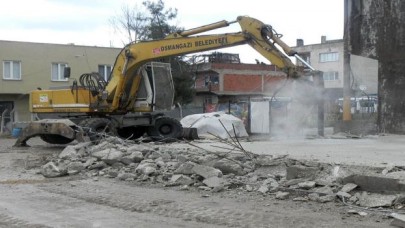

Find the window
[[323, 71, 339, 81], [204, 74, 219, 87], [3, 60, 21, 80], [98, 64, 112, 81], [51, 63, 68, 81], [319, 52, 339, 62]]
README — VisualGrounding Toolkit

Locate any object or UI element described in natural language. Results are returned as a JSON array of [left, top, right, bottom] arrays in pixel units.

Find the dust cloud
[[267, 76, 324, 139]]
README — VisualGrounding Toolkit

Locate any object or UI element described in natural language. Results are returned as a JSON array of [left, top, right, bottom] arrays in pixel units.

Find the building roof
[[0, 39, 121, 50]]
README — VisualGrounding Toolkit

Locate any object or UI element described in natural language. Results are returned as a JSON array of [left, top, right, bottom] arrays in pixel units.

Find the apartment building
[[293, 36, 378, 101], [0, 40, 121, 129], [188, 52, 287, 124]]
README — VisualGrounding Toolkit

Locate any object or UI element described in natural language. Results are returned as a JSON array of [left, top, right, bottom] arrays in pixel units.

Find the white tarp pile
[[180, 112, 248, 139]]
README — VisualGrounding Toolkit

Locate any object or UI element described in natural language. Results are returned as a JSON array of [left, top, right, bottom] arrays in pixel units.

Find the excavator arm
[[15, 15, 320, 147], [106, 16, 303, 112]]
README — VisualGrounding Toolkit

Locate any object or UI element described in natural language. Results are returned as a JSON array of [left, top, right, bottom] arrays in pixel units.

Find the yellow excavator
[[15, 16, 318, 146]]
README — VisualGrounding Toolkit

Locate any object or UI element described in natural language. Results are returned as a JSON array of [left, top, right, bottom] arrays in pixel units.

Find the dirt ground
[[0, 136, 396, 228]]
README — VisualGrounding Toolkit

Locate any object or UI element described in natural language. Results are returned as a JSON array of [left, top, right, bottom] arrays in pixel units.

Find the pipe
[[180, 20, 236, 36]]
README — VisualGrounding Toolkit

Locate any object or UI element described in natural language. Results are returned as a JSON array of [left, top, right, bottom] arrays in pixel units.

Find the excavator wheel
[[39, 134, 75, 144], [147, 116, 183, 140], [117, 126, 147, 140], [79, 118, 117, 143]]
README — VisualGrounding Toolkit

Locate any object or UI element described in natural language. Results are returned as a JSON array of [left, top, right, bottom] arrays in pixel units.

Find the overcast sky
[[0, 0, 343, 63]]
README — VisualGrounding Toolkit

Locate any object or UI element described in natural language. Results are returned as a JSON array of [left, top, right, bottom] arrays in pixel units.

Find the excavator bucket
[[13, 119, 86, 147]]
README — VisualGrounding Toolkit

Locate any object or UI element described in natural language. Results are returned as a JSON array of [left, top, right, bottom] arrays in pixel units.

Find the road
[[193, 134, 405, 167], [241, 134, 405, 167], [0, 136, 395, 227]]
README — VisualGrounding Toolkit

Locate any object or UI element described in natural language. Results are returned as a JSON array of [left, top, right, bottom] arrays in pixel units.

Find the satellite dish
[[359, 85, 367, 91]]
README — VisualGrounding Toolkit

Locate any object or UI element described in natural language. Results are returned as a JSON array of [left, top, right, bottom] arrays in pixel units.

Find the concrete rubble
[[391, 213, 405, 228], [39, 136, 405, 210]]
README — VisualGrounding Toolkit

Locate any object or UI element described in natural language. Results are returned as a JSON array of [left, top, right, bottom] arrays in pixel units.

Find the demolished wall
[[348, 0, 405, 133]]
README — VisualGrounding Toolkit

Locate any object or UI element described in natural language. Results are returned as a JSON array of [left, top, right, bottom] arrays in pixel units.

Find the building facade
[[293, 36, 378, 101], [0, 40, 121, 130], [194, 62, 286, 103]]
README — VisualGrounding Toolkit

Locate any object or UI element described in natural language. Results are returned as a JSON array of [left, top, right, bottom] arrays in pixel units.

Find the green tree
[[139, 0, 178, 40]]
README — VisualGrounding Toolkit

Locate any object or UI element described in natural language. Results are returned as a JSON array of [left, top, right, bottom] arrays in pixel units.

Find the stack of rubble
[[40, 136, 405, 213]]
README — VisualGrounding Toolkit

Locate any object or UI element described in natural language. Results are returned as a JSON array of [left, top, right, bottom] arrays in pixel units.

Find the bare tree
[[110, 4, 147, 44]]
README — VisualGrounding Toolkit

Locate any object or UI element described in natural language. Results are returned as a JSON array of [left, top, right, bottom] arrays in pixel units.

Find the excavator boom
[[106, 16, 299, 112], [15, 15, 319, 147]]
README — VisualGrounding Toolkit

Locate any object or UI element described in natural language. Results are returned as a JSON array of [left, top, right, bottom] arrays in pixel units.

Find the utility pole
[[343, 0, 352, 122]]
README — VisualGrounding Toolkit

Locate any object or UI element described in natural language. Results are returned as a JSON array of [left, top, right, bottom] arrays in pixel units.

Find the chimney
[[321, 36, 327, 44], [296, 39, 304, 47]]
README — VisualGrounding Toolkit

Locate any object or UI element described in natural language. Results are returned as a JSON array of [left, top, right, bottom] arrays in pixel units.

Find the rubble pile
[[40, 136, 405, 211]]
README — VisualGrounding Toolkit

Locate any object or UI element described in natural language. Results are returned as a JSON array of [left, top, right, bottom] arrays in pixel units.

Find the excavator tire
[[79, 118, 117, 143], [39, 134, 74, 144], [117, 126, 147, 140], [147, 116, 183, 140]]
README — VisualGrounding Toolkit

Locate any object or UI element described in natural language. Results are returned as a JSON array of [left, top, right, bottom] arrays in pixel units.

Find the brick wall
[[223, 74, 284, 92]]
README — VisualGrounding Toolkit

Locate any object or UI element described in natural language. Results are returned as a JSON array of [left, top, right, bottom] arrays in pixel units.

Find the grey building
[[294, 36, 378, 101], [0, 40, 121, 132]]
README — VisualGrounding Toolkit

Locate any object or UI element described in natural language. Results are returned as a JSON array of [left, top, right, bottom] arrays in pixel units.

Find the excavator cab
[[132, 62, 175, 112]]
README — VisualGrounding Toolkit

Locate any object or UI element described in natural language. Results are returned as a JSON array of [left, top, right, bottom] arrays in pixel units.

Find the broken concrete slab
[[330, 165, 352, 180], [258, 185, 269, 194], [155, 159, 166, 168], [87, 141, 114, 154], [117, 173, 137, 181], [342, 174, 405, 193], [390, 213, 405, 228], [192, 164, 222, 179], [59, 145, 79, 160], [174, 161, 196, 175], [341, 183, 358, 193], [41, 161, 68, 178], [382, 164, 395, 175], [348, 210, 368, 216], [307, 193, 335, 203], [336, 191, 351, 199], [213, 159, 244, 176], [313, 186, 334, 195], [357, 192, 397, 208], [386, 171, 405, 179], [283, 178, 306, 187], [170, 174, 194, 186], [293, 197, 308, 202], [67, 162, 85, 175], [71, 141, 92, 150], [254, 155, 281, 166], [203, 176, 227, 188], [91, 148, 124, 165], [245, 185, 254, 192], [135, 162, 157, 176], [83, 157, 98, 168], [126, 144, 154, 153], [263, 178, 279, 191], [307, 193, 320, 202], [318, 195, 335, 203], [286, 165, 319, 180], [88, 161, 107, 170], [298, 181, 316, 190], [275, 191, 290, 200], [121, 151, 144, 165]]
